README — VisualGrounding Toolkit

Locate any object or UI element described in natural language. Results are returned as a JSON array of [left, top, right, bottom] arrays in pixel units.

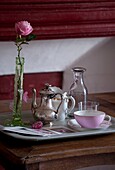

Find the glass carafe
[[69, 67, 88, 110]]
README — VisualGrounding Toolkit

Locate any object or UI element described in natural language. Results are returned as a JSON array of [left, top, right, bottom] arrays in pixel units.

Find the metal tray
[[0, 116, 115, 142]]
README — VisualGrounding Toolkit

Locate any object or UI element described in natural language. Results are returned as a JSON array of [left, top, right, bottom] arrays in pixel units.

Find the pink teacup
[[74, 110, 111, 128]]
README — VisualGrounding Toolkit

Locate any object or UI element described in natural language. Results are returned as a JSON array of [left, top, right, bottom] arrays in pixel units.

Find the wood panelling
[[1, 0, 115, 41], [0, 72, 63, 100]]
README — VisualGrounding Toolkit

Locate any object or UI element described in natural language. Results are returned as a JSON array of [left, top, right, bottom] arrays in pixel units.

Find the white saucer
[[67, 119, 112, 131]]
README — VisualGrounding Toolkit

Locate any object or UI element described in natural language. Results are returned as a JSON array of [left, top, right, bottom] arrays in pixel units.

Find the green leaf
[[21, 42, 29, 45], [26, 34, 37, 41], [16, 37, 26, 43]]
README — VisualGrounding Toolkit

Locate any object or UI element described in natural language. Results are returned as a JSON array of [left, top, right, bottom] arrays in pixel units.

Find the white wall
[[0, 37, 115, 93]]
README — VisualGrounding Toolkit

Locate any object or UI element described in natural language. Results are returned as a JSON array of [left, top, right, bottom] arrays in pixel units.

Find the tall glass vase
[[11, 57, 25, 126]]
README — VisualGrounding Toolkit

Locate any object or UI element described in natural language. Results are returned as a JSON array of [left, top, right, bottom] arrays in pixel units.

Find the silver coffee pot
[[31, 84, 62, 124]]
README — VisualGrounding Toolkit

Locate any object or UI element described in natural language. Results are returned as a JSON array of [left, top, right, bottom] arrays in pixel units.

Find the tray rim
[[1, 127, 115, 141], [0, 117, 115, 141]]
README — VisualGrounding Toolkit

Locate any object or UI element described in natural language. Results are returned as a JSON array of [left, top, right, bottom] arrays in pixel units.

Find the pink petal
[[23, 91, 29, 103], [32, 121, 43, 129], [15, 21, 33, 36]]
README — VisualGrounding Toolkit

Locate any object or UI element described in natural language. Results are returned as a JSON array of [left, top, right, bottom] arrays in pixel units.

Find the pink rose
[[32, 121, 43, 129], [15, 21, 33, 36]]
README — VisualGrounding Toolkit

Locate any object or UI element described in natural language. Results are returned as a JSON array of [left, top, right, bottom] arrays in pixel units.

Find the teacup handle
[[66, 96, 75, 114], [104, 115, 111, 122]]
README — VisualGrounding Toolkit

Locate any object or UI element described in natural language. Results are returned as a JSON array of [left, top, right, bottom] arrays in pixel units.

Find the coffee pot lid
[[40, 83, 55, 96]]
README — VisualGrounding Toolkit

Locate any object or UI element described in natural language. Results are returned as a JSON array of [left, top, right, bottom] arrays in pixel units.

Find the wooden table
[[0, 92, 115, 170]]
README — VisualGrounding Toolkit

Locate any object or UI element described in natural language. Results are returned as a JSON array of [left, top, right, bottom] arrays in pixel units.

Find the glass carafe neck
[[72, 67, 86, 85]]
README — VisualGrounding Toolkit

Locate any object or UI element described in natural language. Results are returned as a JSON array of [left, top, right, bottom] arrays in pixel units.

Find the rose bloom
[[32, 121, 43, 129], [15, 21, 33, 36]]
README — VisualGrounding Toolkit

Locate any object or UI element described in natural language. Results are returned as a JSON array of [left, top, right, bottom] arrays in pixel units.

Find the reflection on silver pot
[[31, 84, 75, 124]]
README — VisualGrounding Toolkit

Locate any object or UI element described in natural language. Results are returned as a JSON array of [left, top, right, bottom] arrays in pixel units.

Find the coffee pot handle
[[66, 96, 75, 114], [53, 93, 63, 114]]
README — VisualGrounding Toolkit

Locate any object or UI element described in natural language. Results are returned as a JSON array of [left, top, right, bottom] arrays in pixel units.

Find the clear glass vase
[[8, 57, 25, 126]]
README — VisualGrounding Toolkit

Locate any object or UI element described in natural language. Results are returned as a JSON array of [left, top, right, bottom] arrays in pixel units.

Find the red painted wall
[[1, 1, 115, 41], [0, 72, 63, 100]]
